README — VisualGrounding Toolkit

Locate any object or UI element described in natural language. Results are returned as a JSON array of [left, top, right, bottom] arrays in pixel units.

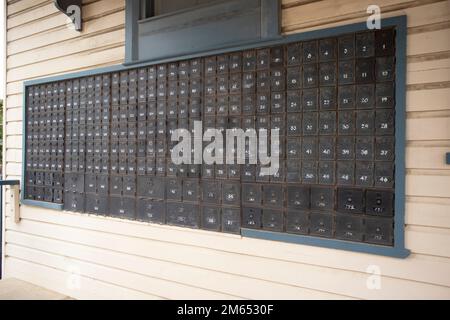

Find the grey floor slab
[[0, 278, 72, 300]]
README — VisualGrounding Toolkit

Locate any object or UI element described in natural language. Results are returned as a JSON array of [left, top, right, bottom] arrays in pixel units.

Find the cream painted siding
[[2, 0, 450, 299]]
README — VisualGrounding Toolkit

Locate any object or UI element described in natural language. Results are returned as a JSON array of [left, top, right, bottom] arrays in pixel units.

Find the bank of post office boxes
[[337, 188, 364, 214], [222, 207, 241, 234], [365, 218, 394, 246], [137, 199, 165, 224], [263, 209, 284, 232], [201, 206, 221, 231], [310, 212, 333, 237], [335, 214, 364, 242], [110, 196, 136, 220], [286, 211, 309, 234], [242, 207, 262, 229], [167, 202, 199, 228]]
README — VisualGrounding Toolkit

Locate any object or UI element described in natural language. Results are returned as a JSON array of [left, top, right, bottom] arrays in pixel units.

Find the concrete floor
[[0, 278, 71, 300]]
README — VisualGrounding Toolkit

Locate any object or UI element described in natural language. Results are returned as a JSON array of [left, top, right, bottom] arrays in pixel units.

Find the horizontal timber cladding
[[22, 17, 408, 257]]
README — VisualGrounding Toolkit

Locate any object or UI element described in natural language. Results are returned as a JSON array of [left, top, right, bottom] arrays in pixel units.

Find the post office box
[[222, 182, 240, 206], [214, 74, 228, 95], [302, 112, 318, 136], [337, 34, 355, 60], [287, 42, 301, 66], [256, 49, 269, 70], [110, 196, 136, 220], [376, 57, 395, 82], [65, 173, 84, 193], [356, 137, 374, 161], [268, 92, 285, 116], [319, 137, 335, 161], [122, 175, 136, 196], [335, 214, 364, 242], [287, 91, 301, 113], [375, 28, 395, 56], [137, 176, 165, 199], [302, 89, 318, 111], [365, 190, 394, 217], [257, 70, 270, 92], [189, 59, 202, 78], [355, 162, 374, 187], [228, 73, 241, 94], [225, 164, 240, 180], [202, 180, 221, 205], [355, 59, 375, 84], [137, 199, 165, 224], [356, 110, 375, 135], [228, 95, 241, 115], [262, 209, 283, 232], [338, 110, 355, 135], [54, 189, 64, 204], [374, 162, 394, 188], [201, 164, 214, 179], [262, 184, 283, 208], [256, 93, 270, 114], [287, 137, 302, 159], [110, 175, 122, 196], [204, 98, 216, 117], [229, 53, 242, 73], [301, 137, 318, 160], [204, 56, 216, 76], [242, 207, 262, 229], [365, 218, 394, 246], [303, 40, 318, 63], [167, 202, 199, 228], [318, 112, 336, 135], [44, 172, 53, 187], [156, 64, 167, 81], [242, 183, 262, 205], [300, 160, 317, 183], [319, 38, 337, 61], [177, 61, 189, 79], [285, 210, 309, 235], [286, 113, 302, 136], [201, 206, 221, 231], [183, 179, 199, 202], [287, 185, 310, 210], [355, 84, 375, 109], [303, 64, 318, 88], [376, 82, 395, 110], [241, 164, 256, 182], [337, 161, 354, 185], [64, 192, 85, 213], [375, 109, 395, 135], [320, 86, 337, 110], [310, 212, 333, 238], [286, 67, 301, 90], [338, 60, 355, 85], [241, 72, 256, 94], [270, 46, 284, 67], [310, 186, 334, 211], [155, 157, 166, 176], [271, 114, 285, 134], [222, 208, 241, 234], [44, 187, 53, 203], [164, 178, 181, 201], [319, 62, 336, 86], [356, 32, 375, 57], [337, 188, 364, 214], [204, 77, 216, 97], [85, 174, 96, 193], [375, 136, 395, 161], [86, 194, 109, 215]]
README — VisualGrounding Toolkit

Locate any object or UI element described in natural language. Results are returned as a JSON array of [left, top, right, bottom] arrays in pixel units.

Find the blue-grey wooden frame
[[21, 15, 409, 258]]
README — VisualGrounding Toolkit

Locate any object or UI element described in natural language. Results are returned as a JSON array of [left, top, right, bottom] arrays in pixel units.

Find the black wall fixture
[[54, 0, 83, 31]]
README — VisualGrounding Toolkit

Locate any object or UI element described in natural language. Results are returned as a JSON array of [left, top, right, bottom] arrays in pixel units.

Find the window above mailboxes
[[125, 0, 281, 64]]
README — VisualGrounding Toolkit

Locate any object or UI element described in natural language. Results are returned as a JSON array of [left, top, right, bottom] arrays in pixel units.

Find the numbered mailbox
[[375, 109, 395, 135], [257, 70, 270, 92], [375, 28, 395, 57], [356, 84, 375, 109], [165, 178, 182, 201], [65, 173, 85, 193], [319, 38, 337, 61], [263, 184, 284, 208], [271, 92, 285, 114], [337, 188, 364, 214], [137, 199, 165, 224], [302, 161, 318, 184], [355, 162, 374, 187], [256, 49, 269, 70], [310, 212, 333, 238], [366, 190, 394, 217], [338, 60, 355, 85], [365, 218, 394, 246], [319, 112, 336, 135], [190, 59, 203, 78], [263, 209, 284, 232], [242, 94, 256, 114], [201, 206, 221, 231], [301, 137, 318, 161], [338, 110, 355, 135], [271, 68, 286, 92], [287, 67, 301, 90], [303, 40, 318, 64], [376, 82, 395, 108], [302, 112, 318, 135], [256, 92, 270, 114], [311, 186, 334, 211], [137, 176, 165, 200], [318, 161, 335, 185], [287, 137, 302, 159], [287, 42, 302, 66], [123, 175, 136, 197], [229, 53, 242, 73], [243, 72, 256, 93], [355, 59, 375, 84], [242, 50, 256, 72], [166, 202, 199, 229], [287, 185, 310, 210], [303, 88, 319, 111], [338, 85, 355, 110], [355, 136, 374, 161], [86, 194, 109, 215], [376, 57, 395, 82], [335, 214, 364, 242], [320, 86, 337, 110], [64, 192, 85, 213], [242, 207, 262, 229], [242, 184, 262, 205], [222, 207, 241, 234], [337, 161, 355, 185], [270, 46, 284, 67], [303, 64, 318, 88], [222, 182, 241, 206], [319, 137, 335, 161], [110, 175, 123, 196], [356, 110, 375, 135], [375, 136, 395, 161], [356, 32, 375, 58], [202, 181, 221, 204], [286, 113, 302, 136], [287, 91, 301, 113], [319, 62, 337, 86], [183, 179, 200, 202], [241, 164, 256, 182], [204, 56, 217, 76], [374, 162, 394, 188]]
